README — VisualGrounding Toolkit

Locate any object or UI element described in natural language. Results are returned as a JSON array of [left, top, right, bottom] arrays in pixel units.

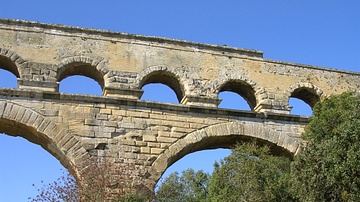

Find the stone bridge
[[0, 19, 359, 190]]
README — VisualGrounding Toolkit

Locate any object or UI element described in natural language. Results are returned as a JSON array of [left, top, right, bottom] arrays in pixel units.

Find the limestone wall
[[0, 19, 359, 114]]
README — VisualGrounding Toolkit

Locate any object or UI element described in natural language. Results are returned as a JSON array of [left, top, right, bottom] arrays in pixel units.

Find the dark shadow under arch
[[0, 55, 20, 78], [218, 80, 256, 110], [140, 70, 184, 102], [291, 87, 320, 108]]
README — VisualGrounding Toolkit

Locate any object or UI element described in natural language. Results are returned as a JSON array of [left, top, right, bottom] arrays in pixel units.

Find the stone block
[[157, 131, 170, 137], [143, 134, 156, 142], [157, 136, 177, 143], [100, 108, 112, 114], [84, 118, 102, 126], [151, 148, 164, 155], [0, 102, 6, 117], [148, 142, 160, 148], [102, 121, 118, 127], [170, 131, 185, 138], [140, 147, 151, 154], [126, 110, 149, 118]]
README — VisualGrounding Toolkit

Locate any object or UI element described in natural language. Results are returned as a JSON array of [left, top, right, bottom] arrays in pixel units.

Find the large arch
[[57, 56, 109, 91], [149, 121, 302, 183], [0, 101, 89, 173], [138, 65, 185, 102]]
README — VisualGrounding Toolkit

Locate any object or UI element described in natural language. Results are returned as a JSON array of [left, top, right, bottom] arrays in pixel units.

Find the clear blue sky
[[0, 1, 359, 201]]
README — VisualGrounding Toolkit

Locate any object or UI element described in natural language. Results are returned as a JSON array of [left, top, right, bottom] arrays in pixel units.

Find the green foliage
[[291, 92, 360, 201], [156, 169, 209, 202], [114, 191, 148, 202], [156, 142, 293, 202], [207, 142, 293, 202]]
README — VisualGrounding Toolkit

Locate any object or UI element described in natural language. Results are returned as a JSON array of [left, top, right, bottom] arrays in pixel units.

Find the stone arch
[[149, 121, 301, 183], [57, 56, 109, 91], [0, 101, 89, 172], [138, 65, 185, 102], [215, 76, 260, 110], [286, 82, 326, 108], [0, 47, 26, 78]]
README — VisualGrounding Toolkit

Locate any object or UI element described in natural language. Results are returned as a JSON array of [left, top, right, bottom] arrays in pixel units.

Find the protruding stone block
[[181, 95, 221, 108]]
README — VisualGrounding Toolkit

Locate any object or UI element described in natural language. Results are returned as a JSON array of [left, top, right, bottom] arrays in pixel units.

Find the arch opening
[[218, 80, 256, 110], [141, 83, 179, 104], [0, 118, 71, 169], [154, 136, 293, 186], [218, 91, 251, 110], [140, 71, 184, 102], [0, 133, 67, 201], [289, 97, 312, 116], [0, 68, 18, 88], [57, 63, 105, 92], [290, 87, 320, 108], [167, 135, 293, 172], [156, 148, 231, 190], [150, 122, 298, 185], [59, 75, 103, 96]]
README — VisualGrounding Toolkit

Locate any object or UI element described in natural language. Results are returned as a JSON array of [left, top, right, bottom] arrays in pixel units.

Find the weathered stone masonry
[[0, 19, 359, 189]]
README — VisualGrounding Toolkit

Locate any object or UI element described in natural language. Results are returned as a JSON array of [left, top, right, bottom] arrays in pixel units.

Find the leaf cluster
[[207, 142, 293, 202], [156, 169, 209, 202]]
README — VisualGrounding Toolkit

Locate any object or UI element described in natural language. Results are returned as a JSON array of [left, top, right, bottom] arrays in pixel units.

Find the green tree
[[207, 142, 293, 202], [155, 169, 209, 202], [291, 92, 360, 201]]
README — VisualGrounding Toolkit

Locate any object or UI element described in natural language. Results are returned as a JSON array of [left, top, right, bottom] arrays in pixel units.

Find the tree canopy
[[207, 142, 293, 202], [156, 142, 293, 202], [156, 169, 209, 202], [291, 92, 360, 201]]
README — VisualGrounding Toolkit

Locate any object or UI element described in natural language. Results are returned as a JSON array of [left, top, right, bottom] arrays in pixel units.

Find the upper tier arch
[[217, 79, 257, 110], [57, 56, 109, 91], [286, 82, 327, 108], [138, 65, 185, 102]]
